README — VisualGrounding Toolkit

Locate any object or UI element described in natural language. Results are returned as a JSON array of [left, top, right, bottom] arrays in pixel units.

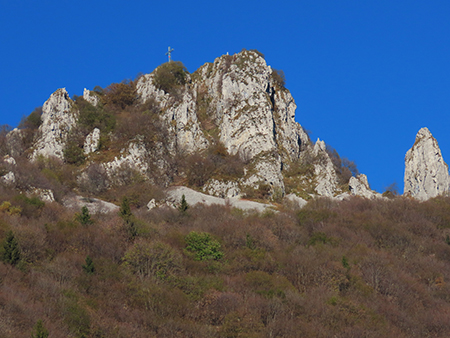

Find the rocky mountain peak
[[6, 50, 377, 203], [134, 50, 312, 196], [404, 127, 450, 200]]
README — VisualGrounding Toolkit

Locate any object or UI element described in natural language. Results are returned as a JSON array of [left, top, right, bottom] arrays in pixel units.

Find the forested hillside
[[1, 185, 450, 337]]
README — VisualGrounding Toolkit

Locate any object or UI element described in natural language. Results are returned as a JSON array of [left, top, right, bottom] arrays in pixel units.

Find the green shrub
[[249, 49, 265, 59], [19, 107, 42, 130], [3, 230, 21, 266], [152, 61, 188, 94], [82, 255, 95, 275], [119, 197, 132, 221], [185, 231, 224, 261], [75, 96, 116, 133], [63, 134, 86, 165], [31, 319, 49, 338]]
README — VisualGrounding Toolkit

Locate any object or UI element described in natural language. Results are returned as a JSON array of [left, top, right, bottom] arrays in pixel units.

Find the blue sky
[[1, 0, 449, 193]]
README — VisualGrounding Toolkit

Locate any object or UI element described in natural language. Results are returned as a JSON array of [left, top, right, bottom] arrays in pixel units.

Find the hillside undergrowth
[[1, 191, 450, 337]]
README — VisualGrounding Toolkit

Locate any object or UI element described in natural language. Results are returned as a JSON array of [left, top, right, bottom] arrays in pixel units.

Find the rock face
[[203, 179, 240, 198], [25, 51, 352, 200], [32, 88, 77, 160], [193, 51, 309, 193], [165, 186, 273, 213], [103, 141, 149, 185], [136, 50, 310, 196], [136, 74, 208, 154], [83, 88, 99, 106], [404, 127, 450, 200], [84, 128, 100, 155], [312, 139, 339, 197], [63, 195, 119, 214], [348, 174, 381, 199]]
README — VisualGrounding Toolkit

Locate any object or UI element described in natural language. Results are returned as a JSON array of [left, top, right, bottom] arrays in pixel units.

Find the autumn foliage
[[0, 190, 450, 337]]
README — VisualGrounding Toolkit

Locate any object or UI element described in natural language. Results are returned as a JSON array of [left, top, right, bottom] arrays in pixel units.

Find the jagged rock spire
[[404, 127, 450, 200], [32, 88, 78, 160]]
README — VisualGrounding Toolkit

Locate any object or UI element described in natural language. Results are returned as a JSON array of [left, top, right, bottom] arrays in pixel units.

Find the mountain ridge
[[1, 50, 449, 204]]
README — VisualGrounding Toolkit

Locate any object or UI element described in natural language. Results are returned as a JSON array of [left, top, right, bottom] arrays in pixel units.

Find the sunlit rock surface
[[32, 88, 77, 160], [404, 127, 450, 200]]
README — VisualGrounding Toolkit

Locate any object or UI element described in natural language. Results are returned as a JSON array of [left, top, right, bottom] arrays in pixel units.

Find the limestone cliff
[[136, 50, 310, 196], [404, 127, 450, 200], [136, 73, 208, 154], [32, 88, 77, 160], [13, 50, 363, 201]]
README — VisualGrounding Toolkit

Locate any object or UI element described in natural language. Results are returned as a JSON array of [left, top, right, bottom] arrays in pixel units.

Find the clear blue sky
[[1, 0, 449, 193]]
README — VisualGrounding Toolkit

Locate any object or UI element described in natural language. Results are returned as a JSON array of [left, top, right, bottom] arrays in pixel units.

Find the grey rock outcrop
[[84, 128, 100, 155], [63, 195, 119, 214], [136, 74, 208, 154], [32, 88, 77, 160], [165, 186, 273, 213], [348, 174, 381, 199], [194, 51, 309, 193], [83, 88, 99, 106], [103, 141, 149, 185], [28, 188, 55, 203], [203, 179, 241, 198], [3, 155, 16, 166], [404, 127, 450, 200], [1, 171, 15, 186], [137, 50, 311, 196], [312, 139, 339, 197], [21, 51, 351, 200], [6, 128, 25, 157], [285, 193, 308, 208]]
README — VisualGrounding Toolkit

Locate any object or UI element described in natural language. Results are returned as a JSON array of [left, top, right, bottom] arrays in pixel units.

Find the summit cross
[[166, 46, 174, 62]]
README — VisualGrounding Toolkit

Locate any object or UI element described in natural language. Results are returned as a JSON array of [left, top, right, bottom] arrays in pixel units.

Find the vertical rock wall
[[404, 127, 450, 200]]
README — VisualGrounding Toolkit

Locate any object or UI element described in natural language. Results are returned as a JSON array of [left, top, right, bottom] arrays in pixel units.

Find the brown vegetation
[[1, 189, 450, 337]]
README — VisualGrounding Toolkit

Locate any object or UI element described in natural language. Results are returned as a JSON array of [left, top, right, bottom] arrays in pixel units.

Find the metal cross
[[166, 46, 174, 62]]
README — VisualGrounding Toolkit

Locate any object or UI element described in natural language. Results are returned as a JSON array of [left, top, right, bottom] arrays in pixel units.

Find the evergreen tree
[[77, 206, 92, 226], [31, 319, 49, 338], [120, 197, 137, 239], [3, 230, 20, 266], [82, 255, 95, 275], [179, 194, 189, 213], [119, 197, 132, 222]]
